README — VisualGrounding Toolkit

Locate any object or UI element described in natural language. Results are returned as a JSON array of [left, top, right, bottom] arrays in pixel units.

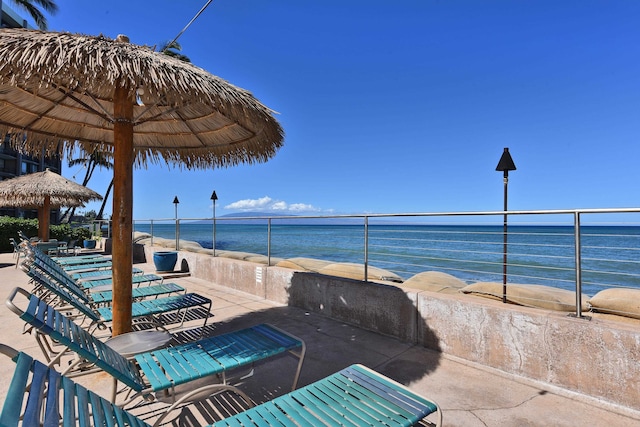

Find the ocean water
[[133, 222, 640, 296]]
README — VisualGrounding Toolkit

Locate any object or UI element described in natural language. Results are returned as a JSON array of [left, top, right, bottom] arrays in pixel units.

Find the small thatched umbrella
[[0, 169, 102, 241], [0, 29, 284, 335]]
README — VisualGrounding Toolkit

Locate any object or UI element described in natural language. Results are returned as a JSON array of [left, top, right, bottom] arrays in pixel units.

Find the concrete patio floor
[[0, 251, 638, 426]]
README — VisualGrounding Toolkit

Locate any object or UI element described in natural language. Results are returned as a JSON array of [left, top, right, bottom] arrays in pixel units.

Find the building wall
[[0, 2, 63, 221], [0, 1, 32, 29]]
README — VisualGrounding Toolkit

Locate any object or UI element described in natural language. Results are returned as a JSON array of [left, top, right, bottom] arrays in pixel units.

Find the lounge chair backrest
[[24, 258, 90, 301], [17, 231, 31, 242], [0, 345, 151, 427], [5, 287, 145, 391], [23, 245, 73, 279], [22, 265, 100, 322]]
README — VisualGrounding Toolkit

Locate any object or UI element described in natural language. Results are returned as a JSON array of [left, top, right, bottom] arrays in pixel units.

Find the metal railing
[[131, 208, 640, 316]]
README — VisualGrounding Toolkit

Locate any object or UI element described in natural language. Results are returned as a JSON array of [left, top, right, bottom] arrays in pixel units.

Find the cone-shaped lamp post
[[496, 147, 516, 303], [211, 191, 218, 256]]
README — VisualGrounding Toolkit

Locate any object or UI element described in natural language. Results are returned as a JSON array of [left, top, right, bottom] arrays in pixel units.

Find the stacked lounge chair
[[18, 267, 211, 333], [20, 240, 142, 276], [5, 288, 306, 407], [22, 248, 184, 304], [24, 243, 113, 272]]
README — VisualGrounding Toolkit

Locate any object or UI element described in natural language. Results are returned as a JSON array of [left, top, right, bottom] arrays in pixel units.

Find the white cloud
[[289, 203, 317, 212], [271, 201, 288, 210], [225, 196, 273, 210], [224, 196, 324, 214]]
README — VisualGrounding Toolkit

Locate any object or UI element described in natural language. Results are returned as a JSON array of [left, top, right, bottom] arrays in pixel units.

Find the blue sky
[[35, 1, 640, 220]]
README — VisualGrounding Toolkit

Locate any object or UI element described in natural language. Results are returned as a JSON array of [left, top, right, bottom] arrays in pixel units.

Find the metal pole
[[166, 0, 214, 51], [502, 171, 508, 303], [267, 218, 272, 266], [174, 199, 179, 250], [213, 198, 216, 256], [574, 212, 584, 318], [176, 219, 180, 251], [210, 191, 218, 256], [364, 216, 369, 282]]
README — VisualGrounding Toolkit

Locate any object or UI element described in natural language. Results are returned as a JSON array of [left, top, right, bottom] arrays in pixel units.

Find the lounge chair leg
[[151, 384, 255, 427], [239, 367, 254, 380], [112, 378, 118, 403]]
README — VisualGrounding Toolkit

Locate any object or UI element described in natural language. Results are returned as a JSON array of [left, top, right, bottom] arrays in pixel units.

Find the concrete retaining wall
[[415, 291, 640, 411], [146, 246, 640, 412]]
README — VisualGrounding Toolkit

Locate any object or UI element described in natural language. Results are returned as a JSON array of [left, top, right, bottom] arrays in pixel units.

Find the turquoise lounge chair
[[0, 344, 441, 427], [28, 244, 113, 269], [19, 266, 211, 332], [24, 244, 119, 275], [58, 259, 113, 272], [25, 244, 144, 279], [22, 256, 183, 304], [34, 240, 65, 256], [51, 253, 108, 264], [71, 266, 145, 280], [4, 289, 306, 407]]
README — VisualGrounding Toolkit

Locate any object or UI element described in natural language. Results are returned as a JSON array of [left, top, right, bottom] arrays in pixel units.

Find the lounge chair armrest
[[0, 343, 19, 360], [5, 287, 30, 318]]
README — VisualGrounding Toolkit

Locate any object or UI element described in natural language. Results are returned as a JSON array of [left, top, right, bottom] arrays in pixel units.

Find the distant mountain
[[191, 212, 418, 225], [188, 212, 299, 225], [189, 212, 365, 225], [218, 212, 361, 225]]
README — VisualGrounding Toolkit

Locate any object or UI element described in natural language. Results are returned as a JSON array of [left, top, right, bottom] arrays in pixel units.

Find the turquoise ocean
[[133, 222, 640, 296]]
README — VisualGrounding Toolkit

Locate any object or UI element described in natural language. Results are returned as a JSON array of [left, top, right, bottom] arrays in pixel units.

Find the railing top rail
[[131, 207, 640, 223]]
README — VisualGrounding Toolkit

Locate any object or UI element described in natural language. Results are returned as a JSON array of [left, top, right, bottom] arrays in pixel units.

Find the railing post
[[364, 216, 369, 281], [502, 188, 509, 303], [267, 218, 272, 266], [574, 211, 584, 318], [176, 219, 180, 251], [149, 219, 154, 246]]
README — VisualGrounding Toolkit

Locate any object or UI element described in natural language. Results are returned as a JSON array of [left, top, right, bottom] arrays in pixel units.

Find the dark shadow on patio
[[168, 270, 443, 423]]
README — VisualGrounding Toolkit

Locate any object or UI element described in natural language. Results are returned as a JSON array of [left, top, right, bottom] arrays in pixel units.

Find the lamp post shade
[[495, 147, 517, 175], [0, 169, 102, 241], [0, 29, 284, 335]]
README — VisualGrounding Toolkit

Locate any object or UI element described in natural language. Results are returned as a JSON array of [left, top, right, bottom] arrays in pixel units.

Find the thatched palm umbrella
[[0, 168, 102, 242], [0, 29, 284, 335]]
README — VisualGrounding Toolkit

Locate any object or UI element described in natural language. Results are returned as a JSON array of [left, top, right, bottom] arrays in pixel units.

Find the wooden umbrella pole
[[39, 196, 50, 241], [37, 207, 44, 241], [111, 84, 134, 336]]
